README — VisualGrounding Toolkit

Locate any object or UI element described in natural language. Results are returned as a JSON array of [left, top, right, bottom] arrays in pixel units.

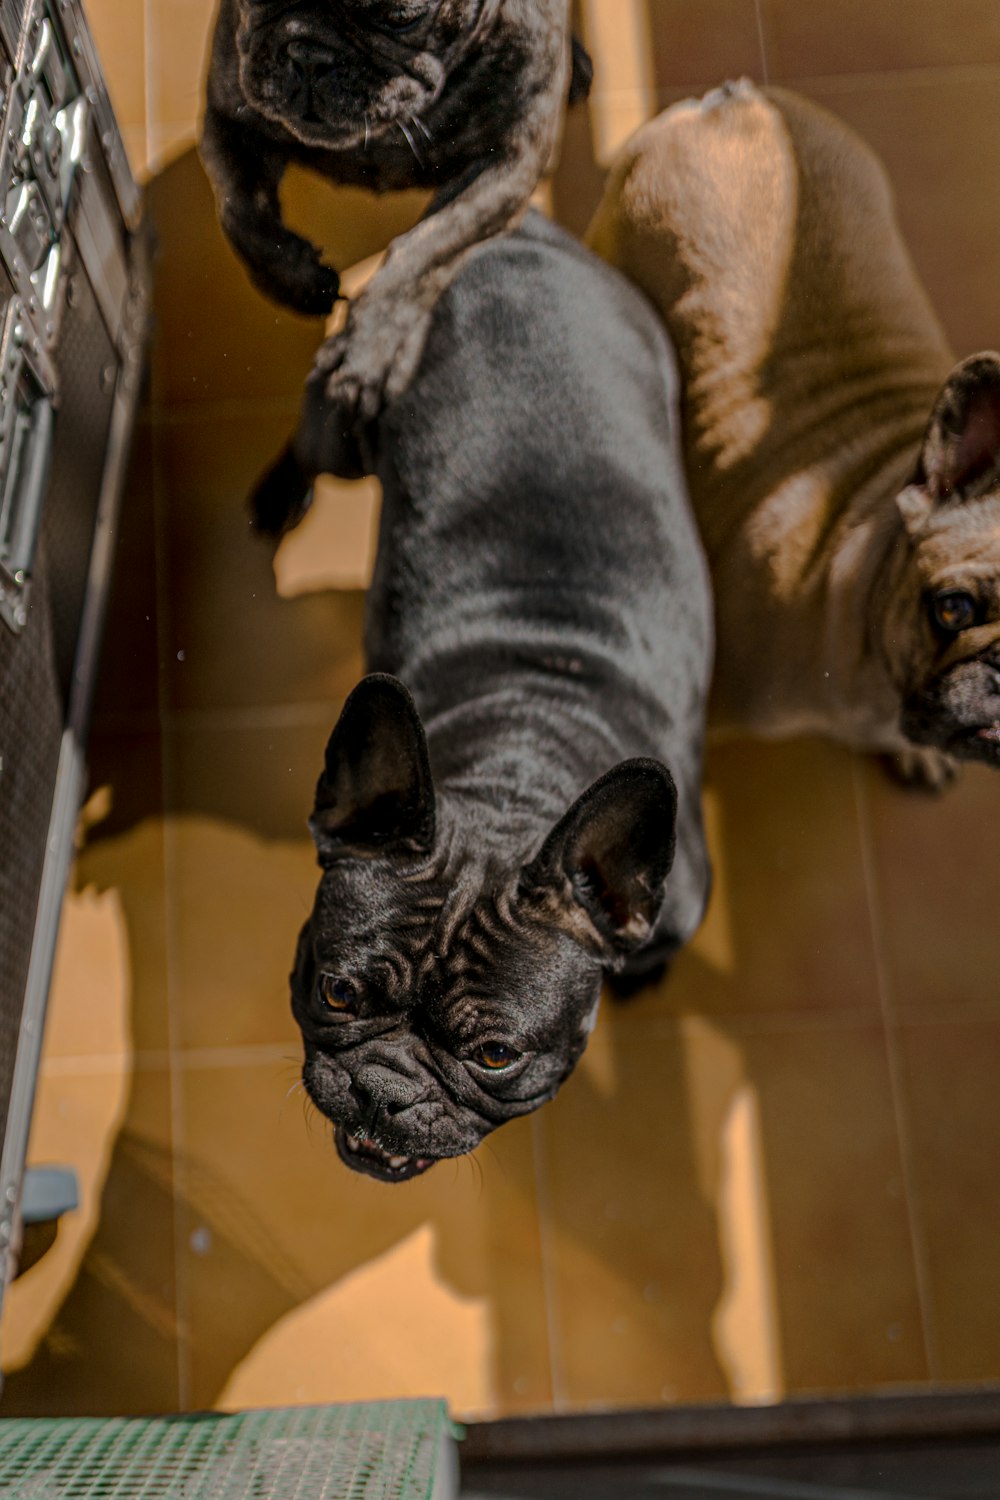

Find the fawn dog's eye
[[932, 590, 978, 634], [319, 975, 358, 1014], [473, 1043, 522, 1071]]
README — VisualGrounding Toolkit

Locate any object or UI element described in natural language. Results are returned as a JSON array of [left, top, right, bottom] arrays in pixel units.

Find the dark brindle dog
[[202, 0, 591, 425], [289, 215, 713, 1182]]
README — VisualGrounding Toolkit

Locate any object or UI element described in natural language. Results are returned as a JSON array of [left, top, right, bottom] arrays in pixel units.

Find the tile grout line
[[782, 61, 1000, 95], [141, 1, 190, 1402], [142, 0, 155, 167], [851, 757, 941, 1382], [148, 256, 193, 1410], [530, 1114, 568, 1413], [753, 0, 771, 84]]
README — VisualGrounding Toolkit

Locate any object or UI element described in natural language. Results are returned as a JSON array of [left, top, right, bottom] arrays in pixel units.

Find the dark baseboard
[[460, 1387, 1000, 1466]]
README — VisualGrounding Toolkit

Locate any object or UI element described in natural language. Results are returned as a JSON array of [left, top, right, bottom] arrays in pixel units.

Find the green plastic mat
[[0, 1400, 458, 1499]]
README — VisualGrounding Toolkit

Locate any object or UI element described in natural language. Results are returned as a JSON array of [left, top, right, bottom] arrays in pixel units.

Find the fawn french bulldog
[[589, 80, 1000, 787]]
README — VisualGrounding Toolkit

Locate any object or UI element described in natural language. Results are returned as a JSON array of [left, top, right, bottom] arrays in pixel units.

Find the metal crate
[[0, 0, 148, 1317], [0, 1401, 460, 1499]]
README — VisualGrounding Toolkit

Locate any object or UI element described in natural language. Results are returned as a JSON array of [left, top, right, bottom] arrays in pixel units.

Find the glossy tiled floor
[[3, 0, 1000, 1424]]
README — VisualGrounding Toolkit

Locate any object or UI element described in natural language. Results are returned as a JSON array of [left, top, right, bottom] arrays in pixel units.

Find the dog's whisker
[[364, 112, 370, 151], [411, 113, 433, 145], [396, 117, 424, 168], [478, 1137, 506, 1183], [300, 1091, 321, 1139]]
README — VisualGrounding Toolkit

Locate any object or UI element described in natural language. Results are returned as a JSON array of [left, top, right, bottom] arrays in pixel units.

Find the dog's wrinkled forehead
[[239, 0, 479, 55], [309, 851, 568, 1007], [918, 501, 1000, 577]]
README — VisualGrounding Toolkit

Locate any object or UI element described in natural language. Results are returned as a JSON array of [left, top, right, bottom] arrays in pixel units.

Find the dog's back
[[367, 212, 714, 954], [588, 81, 953, 550]]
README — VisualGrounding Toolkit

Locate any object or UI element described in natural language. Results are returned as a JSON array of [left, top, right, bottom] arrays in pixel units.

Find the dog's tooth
[[389, 1155, 409, 1170]]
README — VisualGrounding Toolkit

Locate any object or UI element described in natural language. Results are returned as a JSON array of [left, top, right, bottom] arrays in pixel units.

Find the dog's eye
[[319, 974, 358, 1014], [378, 4, 427, 33], [932, 589, 978, 634], [473, 1043, 522, 1071]]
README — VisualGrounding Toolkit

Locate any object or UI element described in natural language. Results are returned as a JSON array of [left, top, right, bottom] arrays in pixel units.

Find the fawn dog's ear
[[899, 352, 1000, 532]]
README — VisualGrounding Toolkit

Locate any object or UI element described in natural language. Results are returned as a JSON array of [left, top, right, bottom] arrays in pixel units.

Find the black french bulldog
[[202, 0, 591, 420], [288, 215, 714, 1183]]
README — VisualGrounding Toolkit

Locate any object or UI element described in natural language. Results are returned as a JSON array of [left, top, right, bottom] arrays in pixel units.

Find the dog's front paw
[[250, 243, 340, 318], [880, 745, 960, 795], [321, 296, 433, 416], [225, 215, 341, 317]]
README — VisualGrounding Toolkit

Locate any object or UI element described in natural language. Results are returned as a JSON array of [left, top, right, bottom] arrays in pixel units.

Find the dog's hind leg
[[249, 358, 370, 536]]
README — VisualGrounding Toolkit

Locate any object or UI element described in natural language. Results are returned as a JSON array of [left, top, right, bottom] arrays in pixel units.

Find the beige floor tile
[[274, 475, 381, 596], [167, 714, 338, 843], [536, 1017, 732, 1407], [39, 877, 131, 1063], [1, 1069, 180, 1415], [157, 408, 365, 714], [176, 1061, 550, 1416], [74, 819, 172, 1058], [547, 1009, 929, 1402], [796, 73, 1000, 359], [120, 126, 150, 183], [167, 816, 316, 1052], [146, 150, 327, 409], [643, 0, 765, 91], [4, 1063, 131, 1381], [760, 0, 1000, 80], [862, 762, 1000, 1019], [669, 738, 883, 1021], [739, 1022, 929, 1392], [280, 169, 431, 284], [91, 419, 160, 726], [86, 0, 146, 134], [897, 1017, 1000, 1383], [145, 0, 215, 148], [551, 87, 612, 237]]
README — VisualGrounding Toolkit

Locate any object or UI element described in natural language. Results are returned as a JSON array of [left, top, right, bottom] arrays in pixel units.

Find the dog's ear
[[568, 36, 594, 106], [311, 675, 435, 862], [899, 352, 1000, 533], [523, 759, 677, 959]]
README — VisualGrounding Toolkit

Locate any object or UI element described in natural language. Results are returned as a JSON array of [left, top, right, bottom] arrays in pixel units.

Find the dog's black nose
[[353, 1064, 422, 1116], [284, 39, 339, 84]]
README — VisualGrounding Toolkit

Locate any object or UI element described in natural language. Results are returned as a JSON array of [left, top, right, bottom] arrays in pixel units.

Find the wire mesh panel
[[0, 547, 62, 1111], [0, 1402, 459, 1500]]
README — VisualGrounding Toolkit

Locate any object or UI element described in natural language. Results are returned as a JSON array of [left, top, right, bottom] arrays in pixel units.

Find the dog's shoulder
[[434, 214, 682, 398]]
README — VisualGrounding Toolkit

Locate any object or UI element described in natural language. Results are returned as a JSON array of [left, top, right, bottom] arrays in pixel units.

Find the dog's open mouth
[[951, 721, 1000, 760], [335, 1125, 436, 1183]]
